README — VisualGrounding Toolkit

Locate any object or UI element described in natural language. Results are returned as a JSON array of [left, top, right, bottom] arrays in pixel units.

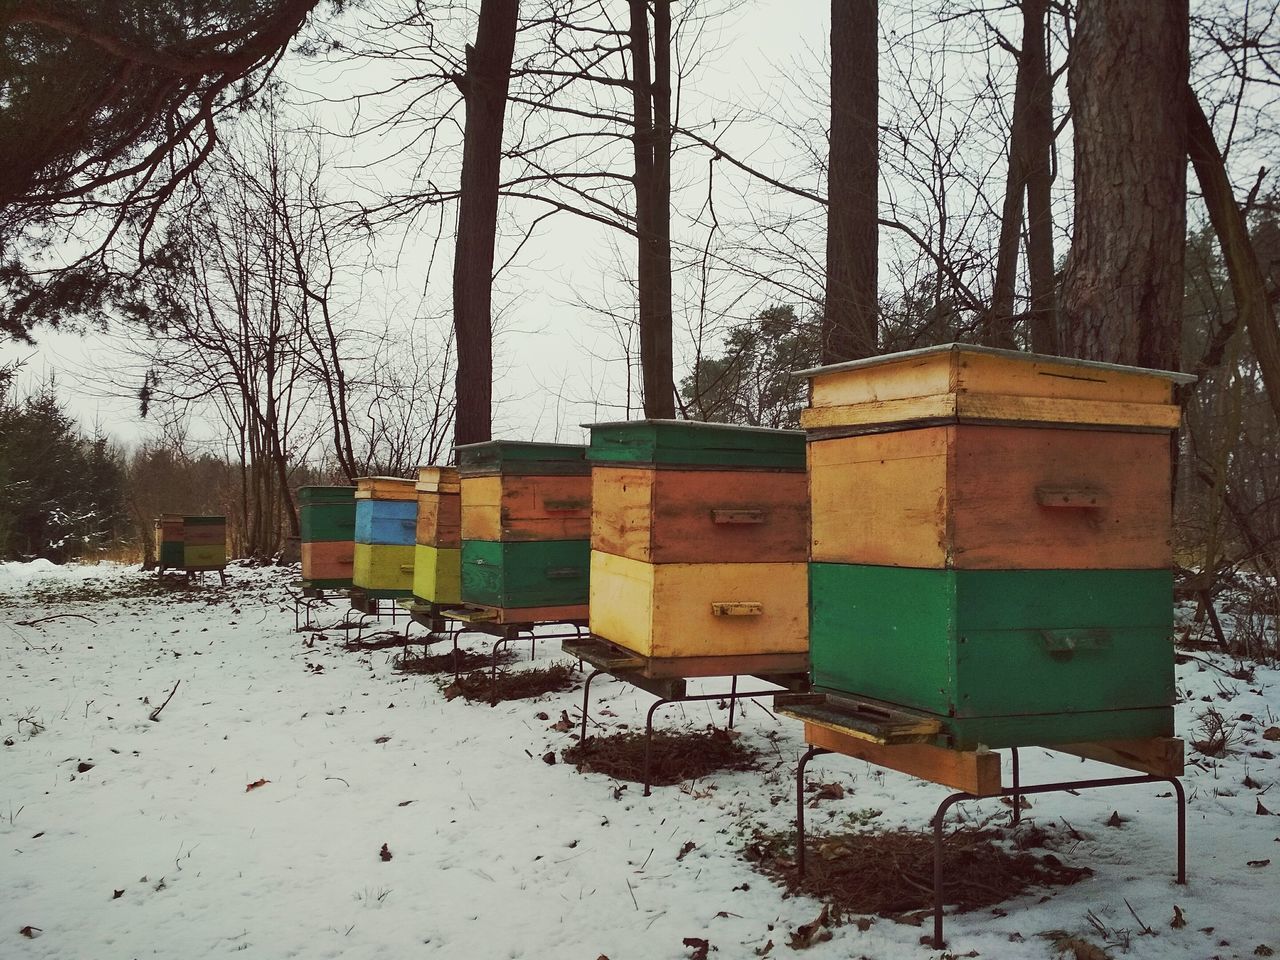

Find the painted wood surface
[[809, 425, 1172, 569], [412, 544, 461, 605], [461, 475, 592, 541], [354, 499, 418, 546], [300, 500, 357, 543], [589, 551, 808, 659], [297, 485, 356, 504], [301, 541, 355, 584], [183, 525, 226, 546], [808, 563, 1175, 748], [444, 602, 590, 625], [591, 466, 808, 563], [415, 465, 460, 493], [456, 441, 589, 477], [806, 344, 1177, 410], [800, 722, 1003, 796], [799, 393, 1180, 431], [1053, 736, 1184, 777], [415, 494, 461, 548], [353, 543, 416, 593], [354, 477, 417, 501], [460, 539, 590, 608], [183, 545, 226, 568], [587, 420, 806, 469]]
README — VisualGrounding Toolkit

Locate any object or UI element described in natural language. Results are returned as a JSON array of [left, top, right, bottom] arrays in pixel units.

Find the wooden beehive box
[[798, 343, 1196, 749], [413, 465, 461, 605], [155, 514, 184, 569], [456, 441, 590, 615], [298, 486, 356, 588], [587, 420, 809, 661], [182, 516, 227, 569], [352, 477, 417, 597]]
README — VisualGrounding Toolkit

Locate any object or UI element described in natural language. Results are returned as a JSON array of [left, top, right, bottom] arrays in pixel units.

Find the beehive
[[154, 514, 185, 570], [798, 343, 1196, 749], [456, 441, 590, 616], [352, 477, 417, 598], [298, 486, 357, 588], [412, 466, 461, 605], [182, 516, 227, 569], [587, 421, 809, 660]]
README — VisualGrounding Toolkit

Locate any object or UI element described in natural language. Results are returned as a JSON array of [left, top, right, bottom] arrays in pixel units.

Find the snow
[[1, 565, 1277, 959]]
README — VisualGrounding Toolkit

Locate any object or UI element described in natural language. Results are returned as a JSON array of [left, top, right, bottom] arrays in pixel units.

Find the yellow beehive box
[[353, 543, 415, 593], [412, 544, 461, 605], [588, 551, 807, 659], [416, 465, 461, 494]]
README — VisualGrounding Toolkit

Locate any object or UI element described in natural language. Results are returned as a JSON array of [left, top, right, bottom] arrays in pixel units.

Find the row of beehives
[[153, 514, 228, 571], [299, 343, 1193, 752]]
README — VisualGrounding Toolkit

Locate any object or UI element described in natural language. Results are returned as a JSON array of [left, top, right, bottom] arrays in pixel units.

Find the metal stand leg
[[579, 669, 603, 744], [643, 698, 673, 797], [796, 745, 828, 880], [1011, 746, 1022, 826], [727, 675, 739, 729], [932, 791, 966, 948], [1172, 776, 1187, 884]]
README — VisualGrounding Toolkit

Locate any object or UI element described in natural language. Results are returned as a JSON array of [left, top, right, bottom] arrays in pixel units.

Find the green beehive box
[[587, 419, 806, 469], [461, 539, 590, 609], [456, 440, 590, 477], [809, 564, 1175, 749], [298, 486, 357, 542]]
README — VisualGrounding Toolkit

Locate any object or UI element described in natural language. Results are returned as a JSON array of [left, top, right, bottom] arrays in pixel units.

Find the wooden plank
[[777, 692, 943, 743], [800, 722, 1003, 797], [1051, 737, 1184, 777], [416, 465, 460, 493], [461, 475, 592, 541], [641, 651, 808, 679], [445, 602, 589, 625], [956, 350, 1174, 405], [586, 420, 806, 469], [355, 477, 417, 501], [956, 393, 1182, 430], [948, 425, 1172, 569], [800, 393, 957, 429], [808, 429, 949, 567], [301, 541, 355, 582], [588, 551, 808, 659], [415, 493, 461, 547], [808, 351, 956, 408], [591, 466, 808, 564]]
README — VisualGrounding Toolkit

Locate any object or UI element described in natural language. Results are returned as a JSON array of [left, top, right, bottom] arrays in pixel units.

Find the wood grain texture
[[461, 475, 592, 541], [800, 722, 1003, 796], [354, 477, 418, 501], [801, 393, 1179, 431], [443, 602, 589, 625], [416, 465, 460, 493], [301, 541, 355, 582], [591, 466, 808, 563], [809, 425, 1172, 569], [588, 551, 807, 659], [415, 493, 461, 547], [1052, 736, 1184, 777]]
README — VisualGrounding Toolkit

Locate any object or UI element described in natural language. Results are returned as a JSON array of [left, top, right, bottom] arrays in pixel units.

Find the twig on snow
[[148, 680, 182, 722], [16, 614, 98, 627]]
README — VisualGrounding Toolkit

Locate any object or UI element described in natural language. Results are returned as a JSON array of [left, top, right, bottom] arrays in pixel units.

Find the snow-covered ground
[[1, 561, 1276, 959]]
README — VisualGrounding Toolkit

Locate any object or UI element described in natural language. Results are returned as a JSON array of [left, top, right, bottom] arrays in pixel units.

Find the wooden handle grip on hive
[[399, 564, 414, 573], [710, 509, 767, 524], [1034, 484, 1111, 509], [711, 602, 764, 616]]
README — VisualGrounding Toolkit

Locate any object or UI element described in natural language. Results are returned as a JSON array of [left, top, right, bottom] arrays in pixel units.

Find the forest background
[[0, 0, 1275, 662]]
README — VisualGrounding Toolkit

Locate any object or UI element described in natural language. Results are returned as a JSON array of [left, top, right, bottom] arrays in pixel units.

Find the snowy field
[[1, 561, 1277, 959]]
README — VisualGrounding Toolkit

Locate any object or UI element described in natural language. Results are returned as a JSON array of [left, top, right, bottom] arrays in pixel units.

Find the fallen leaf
[[1255, 946, 1274, 957], [682, 937, 710, 960], [542, 752, 556, 765], [397, 800, 413, 807], [30, 832, 43, 839], [855, 917, 873, 932], [754, 939, 773, 957], [1260, 799, 1275, 816], [535, 712, 549, 721], [551, 710, 574, 732], [379, 843, 392, 862], [112, 890, 124, 900], [1247, 859, 1271, 867], [1105, 810, 1125, 828], [788, 906, 833, 949], [76, 761, 94, 773], [1048, 935, 1110, 959], [677, 841, 697, 861], [1170, 905, 1186, 929], [1264, 727, 1280, 742], [19, 926, 41, 939], [374, 736, 391, 744], [245, 779, 269, 792]]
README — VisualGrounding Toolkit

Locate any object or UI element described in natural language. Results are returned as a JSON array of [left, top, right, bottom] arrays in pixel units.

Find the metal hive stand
[[566, 635, 810, 796], [778, 694, 1186, 950], [289, 580, 351, 632]]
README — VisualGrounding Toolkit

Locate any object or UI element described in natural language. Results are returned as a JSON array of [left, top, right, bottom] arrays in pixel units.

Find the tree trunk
[[1021, 0, 1057, 355], [823, 0, 878, 363], [452, 0, 519, 448], [1186, 88, 1280, 423], [1060, 0, 1189, 370], [631, 0, 675, 418]]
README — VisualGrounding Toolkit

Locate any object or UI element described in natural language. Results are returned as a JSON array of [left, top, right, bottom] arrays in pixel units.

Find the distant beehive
[[298, 486, 356, 588], [798, 343, 1195, 749], [586, 420, 809, 661], [412, 465, 461, 605], [456, 441, 590, 616], [155, 514, 185, 570], [155, 515, 226, 571], [352, 477, 417, 598]]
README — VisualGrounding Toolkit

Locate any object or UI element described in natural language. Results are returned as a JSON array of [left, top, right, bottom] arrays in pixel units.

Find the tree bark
[[1021, 0, 1057, 355], [452, 0, 519, 448], [631, 0, 675, 418], [823, 0, 878, 363], [1186, 89, 1280, 423], [1061, 0, 1189, 370]]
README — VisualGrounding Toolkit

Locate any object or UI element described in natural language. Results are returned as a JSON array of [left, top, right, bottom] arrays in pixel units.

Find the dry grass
[[441, 662, 578, 702], [564, 727, 761, 787]]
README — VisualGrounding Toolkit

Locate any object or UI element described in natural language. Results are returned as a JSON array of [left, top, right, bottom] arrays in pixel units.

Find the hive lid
[[454, 440, 589, 476], [585, 419, 806, 469], [354, 476, 418, 500], [415, 465, 461, 492], [297, 485, 357, 503], [796, 343, 1196, 434], [183, 515, 226, 525]]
